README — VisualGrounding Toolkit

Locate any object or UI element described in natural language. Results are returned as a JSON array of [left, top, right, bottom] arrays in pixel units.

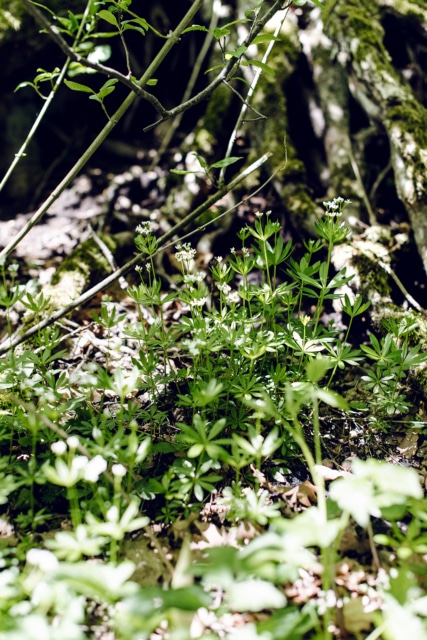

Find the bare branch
[[144, 0, 287, 130], [21, 0, 169, 116]]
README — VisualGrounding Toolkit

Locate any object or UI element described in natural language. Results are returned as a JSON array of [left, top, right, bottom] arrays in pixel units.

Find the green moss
[[281, 185, 322, 236], [51, 237, 111, 289], [384, 0, 427, 22], [386, 101, 427, 148], [352, 253, 392, 298], [197, 84, 233, 152]]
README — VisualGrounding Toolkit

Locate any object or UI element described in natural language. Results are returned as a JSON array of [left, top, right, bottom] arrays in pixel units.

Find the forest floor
[[1, 158, 427, 639]]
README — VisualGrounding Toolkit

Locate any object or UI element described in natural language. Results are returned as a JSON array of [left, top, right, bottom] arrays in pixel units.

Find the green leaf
[[191, 152, 207, 169], [210, 156, 243, 169], [316, 388, 349, 410], [98, 9, 119, 28], [122, 23, 147, 37], [243, 59, 275, 77], [225, 45, 248, 60], [305, 357, 329, 383], [15, 81, 36, 92], [64, 79, 94, 94], [170, 169, 195, 176], [252, 34, 281, 45], [124, 16, 149, 30], [95, 78, 118, 99], [67, 10, 80, 32], [228, 579, 286, 612], [213, 26, 231, 38], [183, 24, 210, 34]]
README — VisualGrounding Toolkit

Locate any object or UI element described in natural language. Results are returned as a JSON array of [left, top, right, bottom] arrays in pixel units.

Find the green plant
[[361, 316, 427, 418], [0, 0, 426, 636]]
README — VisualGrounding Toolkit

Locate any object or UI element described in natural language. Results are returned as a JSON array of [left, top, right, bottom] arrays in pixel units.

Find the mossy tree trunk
[[196, 0, 427, 277]]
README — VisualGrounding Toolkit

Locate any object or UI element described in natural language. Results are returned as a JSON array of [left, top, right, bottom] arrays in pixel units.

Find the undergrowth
[[1, 0, 427, 638], [1, 198, 427, 639]]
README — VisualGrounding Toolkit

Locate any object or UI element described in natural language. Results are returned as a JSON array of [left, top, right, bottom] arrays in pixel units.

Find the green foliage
[[2, 194, 427, 637], [1, 0, 427, 637]]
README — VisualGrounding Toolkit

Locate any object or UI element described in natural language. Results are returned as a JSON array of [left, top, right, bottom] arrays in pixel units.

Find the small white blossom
[[323, 197, 351, 217], [27, 549, 58, 572], [112, 464, 127, 478], [51, 441, 67, 456], [189, 297, 207, 308], [84, 455, 107, 482], [67, 436, 79, 449], [72, 456, 88, 473], [175, 243, 197, 263], [184, 273, 206, 285], [217, 283, 231, 296], [135, 222, 152, 236]]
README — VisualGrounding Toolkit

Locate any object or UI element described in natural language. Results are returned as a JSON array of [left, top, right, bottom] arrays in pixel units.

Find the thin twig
[[348, 144, 377, 225], [0, 0, 205, 263], [143, 0, 288, 131], [378, 258, 427, 316], [21, 0, 168, 116], [0, 0, 95, 195], [149, 0, 219, 170], [89, 225, 128, 290], [219, 3, 291, 185]]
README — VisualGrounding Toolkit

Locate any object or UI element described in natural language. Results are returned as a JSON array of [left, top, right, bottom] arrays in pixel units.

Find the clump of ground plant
[[1, 198, 427, 639]]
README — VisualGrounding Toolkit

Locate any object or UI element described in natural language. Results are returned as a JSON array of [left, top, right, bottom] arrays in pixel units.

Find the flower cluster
[[135, 221, 153, 236], [175, 243, 197, 263], [323, 197, 351, 217]]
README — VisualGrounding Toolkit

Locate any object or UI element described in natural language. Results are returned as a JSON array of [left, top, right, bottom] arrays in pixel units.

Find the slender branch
[[0, 0, 96, 195], [0, 152, 271, 354], [149, 0, 218, 170], [143, 0, 287, 131], [219, 4, 290, 184], [223, 79, 267, 120], [0, 0, 205, 263], [21, 0, 168, 116]]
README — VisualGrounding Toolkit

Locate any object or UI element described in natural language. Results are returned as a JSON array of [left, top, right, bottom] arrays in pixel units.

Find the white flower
[[112, 464, 127, 478], [189, 297, 207, 308], [175, 243, 196, 263], [27, 549, 58, 571], [84, 455, 107, 482], [135, 222, 152, 236], [67, 436, 79, 449], [217, 283, 231, 295], [51, 441, 67, 455], [72, 456, 88, 473]]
